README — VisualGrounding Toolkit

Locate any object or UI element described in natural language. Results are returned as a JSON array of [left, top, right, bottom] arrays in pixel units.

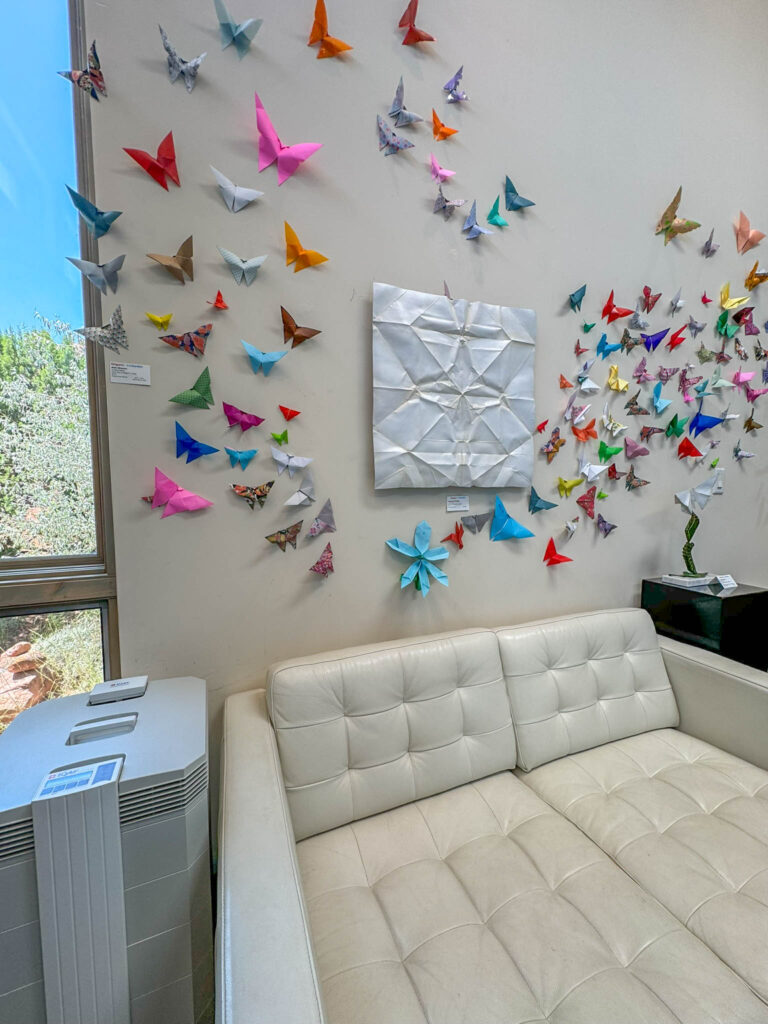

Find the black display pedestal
[[641, 577, 768, 672]]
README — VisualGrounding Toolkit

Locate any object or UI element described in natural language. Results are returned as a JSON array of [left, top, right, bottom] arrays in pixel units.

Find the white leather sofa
[[216, 608, 768, 1024]]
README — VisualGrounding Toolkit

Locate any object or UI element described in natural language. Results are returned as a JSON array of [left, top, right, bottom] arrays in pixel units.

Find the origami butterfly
[[218, 247, 267, 285], [529, 487, 558, 514], [158, 25, 206, 91], [490, 497, 534, 540], [576, 486, 596, 519], [578, 456, 607, 483], [462, 201, 493, 240], [603, 365, 626, 394], [543, 538, 572, 566], [563, 517, 580, 538], [667, 326, 686, 350], [266, 521, 304, 551], [628, 304, 649, 331], [541, 427, 566, 462], [434, 186, 467, 219], [309, 543, 334, 577], [225, 448, 258, 470], [271, 447, 313, 477], [695, 343, 715, 365], [702, 292, 713, 305], [732, 306, 755, 326], [755, 344, 768, 361], [443, 66, 468, 103], [242, 341, 287, 376], [66, 255, 124, 295], [701, 228, 719, 257], [309, 499, 336, 536], [574, 340, 589, 356], [583, 322, 596, 333], [223, 401, 264, 431], [569, 284, 587, 312], [601, 405, 627, 436], [572, 418, 597, 443], [598, 440, 621, 463], [430, 154, 455, 182], [210, 166, 263, 212], [147, 235, 193, 283], [689, 401, 725, 437], [678, 437, 702, 459], [625, 465, 649, 490], [389, 77, 422, 127], [504, 176, 535, 211], [285, 222, 328, 272], [271, 430, 288, 446], [461, 513, 491, 535], [279, 307, 321, 349], [75, 306, 128, 353], [308, 0, 352, 57], [66, 186, 121, 238], [624, 389, 649, 416], [596, 335, 621, 360], [679, 367, 703, 398], [687, 317, 706, 339], [398, 0, 435, 45], [674, 470, 723, 513], [208, 291, 228, 310], [669, 288, 685, 315], [642, 285, 661, 313], [563, 393, 589, 424], [720, 283, 748, 310], [642, 424, 665, 443], [59, 40, 106, 100], [231, 481, 274, 510], [745, 385, 768, 403], [124, 131, 179, 189], [441, 522, 465, 548], [487, 197, 508, 228], [624, 436, 649, 459], [559, 374, 574, 389], [170, 368, 213, 409], [254, 92, 322, 184], [175, 422, 219, 463], [432, 109, 458, 141], [146, 312, 173, 331], [601, 290, 633, 324], [715, 311, 738, 339], [620, 329, 643, 353], [665, 414, 687, 438], [607, 463, 626, 480], [285, 471, 316, 506], [735, 211, 765, 254], [161, 323, 211, 358], [655, 186, 700, 244], [279, 406, 300, 422], [144, 468, 212, 518], [745, 262, 768, 291], [744, 408, 763, 433], [631, 357, 652, 383], [215, 0, 262, 57], [651, 381, 671, 415], [640, 329, 668, 352], [557, 477, 582, 498], [733, 440, 756, 461], [377, 114, 415, 156]]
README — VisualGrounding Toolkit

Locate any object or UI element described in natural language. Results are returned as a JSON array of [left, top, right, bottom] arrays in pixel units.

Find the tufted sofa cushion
[[522, 728, 768, 1002], [496, 608, 679, 771], [297, 771, 768, 1024], [267, 630, 515, 840]]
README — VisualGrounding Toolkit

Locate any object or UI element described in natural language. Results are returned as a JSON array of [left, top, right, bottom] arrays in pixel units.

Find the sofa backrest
[[266, 629, 515, 840], [496, 608, 679, 771]]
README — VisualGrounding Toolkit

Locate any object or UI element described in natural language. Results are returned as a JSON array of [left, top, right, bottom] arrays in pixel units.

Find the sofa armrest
[[216, 689, 325, 1024], [659, 636, 768, 770]]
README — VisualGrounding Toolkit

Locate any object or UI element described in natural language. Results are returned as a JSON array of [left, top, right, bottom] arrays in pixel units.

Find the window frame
[[0, 0, 120, 677]]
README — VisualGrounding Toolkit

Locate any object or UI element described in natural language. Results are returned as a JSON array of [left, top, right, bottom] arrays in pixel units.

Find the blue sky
[[0, 3, 83, 332]]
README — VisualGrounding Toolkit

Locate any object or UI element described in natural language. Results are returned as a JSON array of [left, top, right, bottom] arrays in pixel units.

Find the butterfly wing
[[125, 146, 167, 189]]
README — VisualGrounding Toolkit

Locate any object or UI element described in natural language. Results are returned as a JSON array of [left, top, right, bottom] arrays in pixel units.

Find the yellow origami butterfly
[[284, 222, 328, 273], [145, 312, 173, 331]]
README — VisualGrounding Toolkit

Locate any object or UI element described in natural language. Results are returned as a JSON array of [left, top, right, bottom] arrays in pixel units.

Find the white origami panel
[[372, 282, 536, 489]]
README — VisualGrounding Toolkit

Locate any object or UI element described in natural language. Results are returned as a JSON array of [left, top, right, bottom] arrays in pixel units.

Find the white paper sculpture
[[372, 282, 536, 488]]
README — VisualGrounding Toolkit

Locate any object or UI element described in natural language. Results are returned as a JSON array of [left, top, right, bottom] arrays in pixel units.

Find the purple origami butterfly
[[625, 437, 649, 459], [656, 365, 679, 383], [596, 513, 617, 537], [443, 66, 468, 103], [633, 356, 654, 382], [376, 114, 414, 155], [641, 329, 669, 352]]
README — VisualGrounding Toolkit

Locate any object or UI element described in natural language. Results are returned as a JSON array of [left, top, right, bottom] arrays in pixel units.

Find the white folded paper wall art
[[372, 282, 536, 488]]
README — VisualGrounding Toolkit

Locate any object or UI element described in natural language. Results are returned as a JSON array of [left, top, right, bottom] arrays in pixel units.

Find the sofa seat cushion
[[521, 728, 768, 1003], [296, 771, 767, 1024]]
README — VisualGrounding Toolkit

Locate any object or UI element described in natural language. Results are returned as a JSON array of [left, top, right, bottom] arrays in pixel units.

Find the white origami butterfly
[[218, 246, 267, 285], [284, 471, 315, 506], [210, 166, 263, 212], [271, 446, 313, 478]]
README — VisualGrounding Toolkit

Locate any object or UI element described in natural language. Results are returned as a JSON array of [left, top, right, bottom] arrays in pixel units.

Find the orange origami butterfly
[[284, 222, 328, 273], [432, 109, 458, 141], [571, 418, 597, 442], [308, 0, 352, 58], [281, 306, 321, 347]]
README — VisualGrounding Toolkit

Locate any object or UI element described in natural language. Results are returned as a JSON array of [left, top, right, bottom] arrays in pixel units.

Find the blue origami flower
[[385, 520, 449, 596]]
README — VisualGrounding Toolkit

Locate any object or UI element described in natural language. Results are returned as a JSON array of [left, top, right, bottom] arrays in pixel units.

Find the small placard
[[446, 495, 470, 513], [715, 574, 738, 589], [110, 362, 151, 386]]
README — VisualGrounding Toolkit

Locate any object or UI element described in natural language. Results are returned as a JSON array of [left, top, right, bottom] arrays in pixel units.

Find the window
[[0, 0, 118, 730]]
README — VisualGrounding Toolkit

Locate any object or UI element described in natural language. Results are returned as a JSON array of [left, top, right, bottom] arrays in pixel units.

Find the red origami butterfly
[[398, 0, 434, 44], [309, 542, 334, 577], [576, 486, 596, 519], [642, 285, 661, 313], [601, 289, 633, 324], [124, 131, 179, 189], [543, 538, 572, 566]]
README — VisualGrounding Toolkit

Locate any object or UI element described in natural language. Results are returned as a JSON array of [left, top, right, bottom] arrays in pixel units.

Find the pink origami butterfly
[[308, 542, 334, 577], [656, 366, 679, 383], [254, 92, 322, 185], [624, 437, 649, 458], [633, 356, 654, 383], [745, 385, 768, 403], [222, 402, 264, 431], [143, 467, 212, 518]]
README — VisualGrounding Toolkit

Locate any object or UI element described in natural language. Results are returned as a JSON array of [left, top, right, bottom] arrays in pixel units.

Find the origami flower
[[386, 520, 449, 596]]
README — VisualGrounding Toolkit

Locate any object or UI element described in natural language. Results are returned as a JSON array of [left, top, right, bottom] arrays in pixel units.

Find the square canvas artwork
[[372, 282, 537, 489]]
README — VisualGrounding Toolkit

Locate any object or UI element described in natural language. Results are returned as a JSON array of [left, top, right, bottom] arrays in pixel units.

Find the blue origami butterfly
[[225, 447, 258, 469], [66, 185, 122, 239], [491, 496, 535, 540], [175, 422, 219, 463], [528, 487, 558, 514], [462, 201, 493, 240], [689, 400, 725, 437], [242, 341, 288, 376], [504, 176, 535, 211], [652, 381, 671, 415], [596, 333, 621, 359], [569, 284, 586, 312]]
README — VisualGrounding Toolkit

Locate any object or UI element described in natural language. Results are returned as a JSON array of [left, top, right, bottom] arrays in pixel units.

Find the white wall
[[84, 0, 768, 742]]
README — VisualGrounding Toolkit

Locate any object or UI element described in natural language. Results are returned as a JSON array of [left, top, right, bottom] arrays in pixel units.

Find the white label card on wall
[[110, 362, 151, 386], [446, 495, 470, 512], [715, 574, 738, 589]]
